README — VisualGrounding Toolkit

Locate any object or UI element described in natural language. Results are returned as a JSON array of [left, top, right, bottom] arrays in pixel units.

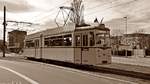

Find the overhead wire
[[85, 0, 138, 16], [32, 0, 70, 23], [5, 0, 70, 32], [82, 0, 140, 33], [85, 0, 121, 10]]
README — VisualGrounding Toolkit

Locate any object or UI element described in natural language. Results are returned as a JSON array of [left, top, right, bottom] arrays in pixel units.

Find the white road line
[[0, 66, 39, 84], [46, 64, 138, 84]]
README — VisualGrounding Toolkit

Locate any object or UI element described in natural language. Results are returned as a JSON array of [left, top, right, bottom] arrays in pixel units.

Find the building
[[123, 33, 150, 49], [0, 40, 8, 52], [111, 33, 150, 57], [8, 30, 27, 53]]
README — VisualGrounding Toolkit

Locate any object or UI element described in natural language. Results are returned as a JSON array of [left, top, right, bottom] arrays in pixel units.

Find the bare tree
[[112, 29, 124, 36], [111, 29, 124, 55], [134, 29, 147, 49], [135, 29, 145, 33]]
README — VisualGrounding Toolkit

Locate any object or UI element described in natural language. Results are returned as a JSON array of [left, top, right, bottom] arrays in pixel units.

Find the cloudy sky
[[0, 0, 150, 39]]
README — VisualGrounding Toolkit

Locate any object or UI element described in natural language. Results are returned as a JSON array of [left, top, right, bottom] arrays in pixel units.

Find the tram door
[[34, 39, 40, 58], [81, 33, 90, 65], [74, 33, 92, 65], [74, 34, 82, 64], [40, 34, 43, 59]]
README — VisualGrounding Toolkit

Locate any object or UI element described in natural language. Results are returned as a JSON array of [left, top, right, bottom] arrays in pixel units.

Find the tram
[[22, 23, 111, 65], [22, 0, 111, 65]]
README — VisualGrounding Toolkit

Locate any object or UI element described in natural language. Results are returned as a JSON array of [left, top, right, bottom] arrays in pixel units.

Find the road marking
[[0, 66, 39, 84], [46, 64, 138, 84]]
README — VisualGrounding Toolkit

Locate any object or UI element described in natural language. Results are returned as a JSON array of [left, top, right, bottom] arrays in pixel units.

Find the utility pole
[[124, 16, 128, 57], [3, 6, 6, 57]]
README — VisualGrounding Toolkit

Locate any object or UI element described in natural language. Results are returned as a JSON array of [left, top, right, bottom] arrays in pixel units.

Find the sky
[[0, 0, 150, 39]]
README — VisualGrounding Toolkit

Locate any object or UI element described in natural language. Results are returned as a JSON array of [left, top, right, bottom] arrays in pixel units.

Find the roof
[[75, 24, 110, 31], [26, 24, 110, 39], [26, 27, 73, 39], [124, 33, 150, 37]]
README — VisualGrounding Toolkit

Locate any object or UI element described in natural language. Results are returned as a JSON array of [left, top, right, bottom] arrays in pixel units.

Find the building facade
[[111, 33, 150, 57], [123, 33, 150, 49], [8, 30, 27, 53]]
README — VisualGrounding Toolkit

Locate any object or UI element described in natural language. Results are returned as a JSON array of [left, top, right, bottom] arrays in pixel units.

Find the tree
[[112, 29, 124, 36]]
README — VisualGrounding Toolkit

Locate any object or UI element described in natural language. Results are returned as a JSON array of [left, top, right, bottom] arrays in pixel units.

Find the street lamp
[[124, 17, 127, 36]]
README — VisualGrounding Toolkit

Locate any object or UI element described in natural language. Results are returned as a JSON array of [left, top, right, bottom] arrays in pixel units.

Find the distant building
[[8, 30, 27, 53], [111, 33, 150, 57], [122, 33, 150, 49], [0, 40, 8, 52]]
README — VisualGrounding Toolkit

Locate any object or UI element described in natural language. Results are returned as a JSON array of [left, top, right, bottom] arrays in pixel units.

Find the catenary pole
[[3, 6, 6, 57]]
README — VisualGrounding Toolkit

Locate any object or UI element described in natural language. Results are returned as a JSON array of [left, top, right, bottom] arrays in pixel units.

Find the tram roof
[[26, 25, 110, 39], [75, 25, 110, 31]]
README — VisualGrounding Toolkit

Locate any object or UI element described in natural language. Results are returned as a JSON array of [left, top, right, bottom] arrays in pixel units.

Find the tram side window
[[64, 34, 72, 46], [25, 41, 34, 48], [35, 40, 39, 48], [44, 38, 50, 47], [44, 40, 49, 46], [75, 35, 81, 46], [44, 37, 55, 46], [89, 32, 95, 46], [83, 35, 88, 46], [49, 40, 54, 46], [44, 34, 72, 47], [53, 38, 63, 46]]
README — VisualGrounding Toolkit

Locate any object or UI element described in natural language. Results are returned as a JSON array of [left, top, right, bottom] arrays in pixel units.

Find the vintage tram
[[22, 23, 111, 65]]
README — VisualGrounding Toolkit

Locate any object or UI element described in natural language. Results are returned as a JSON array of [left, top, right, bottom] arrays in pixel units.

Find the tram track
[[27, 57, 150, 80]]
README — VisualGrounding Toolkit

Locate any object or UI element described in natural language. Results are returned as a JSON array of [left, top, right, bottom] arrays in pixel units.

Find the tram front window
[[105, 34, 110, 47], [96, 33, 110, 47]]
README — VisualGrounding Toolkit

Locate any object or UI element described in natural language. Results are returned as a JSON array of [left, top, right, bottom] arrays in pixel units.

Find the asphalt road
[[0, 59, 139, 84]]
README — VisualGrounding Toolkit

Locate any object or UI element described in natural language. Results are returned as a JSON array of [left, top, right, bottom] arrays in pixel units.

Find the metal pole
[[124, 16, 127, 57], [40, 34, 43, 59], [3, 6, 6, 57]]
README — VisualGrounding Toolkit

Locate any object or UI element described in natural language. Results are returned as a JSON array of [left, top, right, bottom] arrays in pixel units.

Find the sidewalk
[[112, 56, 150, 67], [96, 56, 150, 79], [97, 63, 150, 74], [0, 52, 25, 61]]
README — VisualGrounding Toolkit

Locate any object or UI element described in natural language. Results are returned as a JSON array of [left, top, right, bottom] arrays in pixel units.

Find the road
[[0, 58, 139, 84]]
